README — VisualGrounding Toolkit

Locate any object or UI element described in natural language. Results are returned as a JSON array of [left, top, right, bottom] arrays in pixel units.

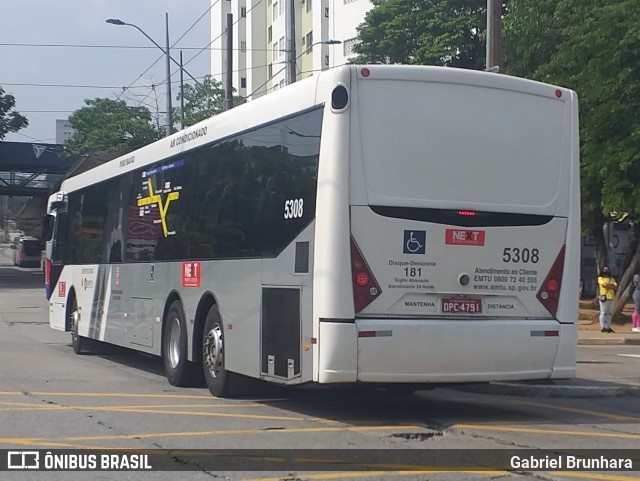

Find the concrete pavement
[[578, 322, 640, 345]]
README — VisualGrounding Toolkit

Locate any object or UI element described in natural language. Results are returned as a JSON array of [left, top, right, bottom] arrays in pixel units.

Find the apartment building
[[55, 119, 75, 145], [210, 0, 372, 99]]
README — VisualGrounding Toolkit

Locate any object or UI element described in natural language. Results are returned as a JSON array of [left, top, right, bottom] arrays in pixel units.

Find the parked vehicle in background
[[12, 236, 44, 267]]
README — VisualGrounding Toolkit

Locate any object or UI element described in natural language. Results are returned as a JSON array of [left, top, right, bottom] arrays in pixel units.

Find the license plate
[[441, 298, 482, 314]]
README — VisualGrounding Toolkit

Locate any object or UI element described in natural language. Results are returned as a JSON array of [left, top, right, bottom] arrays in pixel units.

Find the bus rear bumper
[[318, 318, 576, 384]]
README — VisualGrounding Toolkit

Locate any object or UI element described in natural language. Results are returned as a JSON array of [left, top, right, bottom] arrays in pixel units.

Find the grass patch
[[578, 312, 595, 321], [579, 301, 598, 310]]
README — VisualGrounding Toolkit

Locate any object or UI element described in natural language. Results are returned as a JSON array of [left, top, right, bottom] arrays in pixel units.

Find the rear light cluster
[[536, 245, 565, 317], [350, 237, 382, 312]]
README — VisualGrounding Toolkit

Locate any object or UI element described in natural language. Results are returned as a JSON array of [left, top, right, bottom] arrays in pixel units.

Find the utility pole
[[224, 14, 234, 111], [180, 51, 185, 129], [287, 0, 297, 84], [165, 12, 173, 135], [486, 0, 502, 72]]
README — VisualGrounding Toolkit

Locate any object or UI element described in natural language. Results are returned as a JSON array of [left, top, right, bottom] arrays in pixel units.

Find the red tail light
[[45, 258, 52, 287], [350, 237, 382, 312], [18, 252, 25, 261], [536, 245, 565, 317]]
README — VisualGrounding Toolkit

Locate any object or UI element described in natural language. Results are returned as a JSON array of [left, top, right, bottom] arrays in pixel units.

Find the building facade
[[210, 0, 372, 99], [55, 119, 75, 145]]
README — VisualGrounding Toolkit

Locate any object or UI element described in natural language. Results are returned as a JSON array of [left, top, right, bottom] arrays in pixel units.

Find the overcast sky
[[1, 0, 212, 144]]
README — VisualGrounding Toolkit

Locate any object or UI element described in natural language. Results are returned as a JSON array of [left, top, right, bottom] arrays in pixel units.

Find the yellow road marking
[[0, 424, 422, 446], [513, 399, 640, 423], [552, 472, 640, 481], [0, 402, 264, 411], [456, 424, 640, 440], [245, 470, 507, 481], [2, 392, 214, 399]]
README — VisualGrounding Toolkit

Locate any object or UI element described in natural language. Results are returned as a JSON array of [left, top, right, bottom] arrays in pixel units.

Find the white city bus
[[44, 65, 580, 396]]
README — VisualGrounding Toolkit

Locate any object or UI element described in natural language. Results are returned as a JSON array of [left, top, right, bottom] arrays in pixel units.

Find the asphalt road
[[0, 244, 638, 481]]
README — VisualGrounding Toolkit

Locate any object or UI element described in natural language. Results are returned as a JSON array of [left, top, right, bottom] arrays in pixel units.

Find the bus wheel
[[69, 297, 84, 355], [202, 306, 231, 397], [163, 301, 193, 386]]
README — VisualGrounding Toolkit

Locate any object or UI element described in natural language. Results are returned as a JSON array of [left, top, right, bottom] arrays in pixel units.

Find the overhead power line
[[0, 42, 274, 52]]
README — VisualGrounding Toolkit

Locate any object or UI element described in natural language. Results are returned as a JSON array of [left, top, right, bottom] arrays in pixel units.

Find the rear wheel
[[163, 301, 197, 386], [202, 306, 232, 397]]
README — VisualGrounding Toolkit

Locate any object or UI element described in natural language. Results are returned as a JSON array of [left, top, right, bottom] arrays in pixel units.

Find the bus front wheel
[[202, 306, 231, 397], [163, 301, 195, 387], [69, 297, 85, 355]]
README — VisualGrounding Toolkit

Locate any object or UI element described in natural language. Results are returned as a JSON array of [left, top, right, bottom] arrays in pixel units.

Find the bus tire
[[202, 305, 231, 397], [163, 300, 194, 387], [69, 296, 85, 355]]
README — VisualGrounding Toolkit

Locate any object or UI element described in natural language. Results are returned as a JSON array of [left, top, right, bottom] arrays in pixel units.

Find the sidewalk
[[578, 321, 640, 345]]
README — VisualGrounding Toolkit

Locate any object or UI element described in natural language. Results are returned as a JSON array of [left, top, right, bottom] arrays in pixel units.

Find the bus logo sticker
[[149, 265, 155, 283], [445, 229, 485, 246], [403, 230, 426, 254], [58, 282, 66, 298], [182, 262, 201, 288]]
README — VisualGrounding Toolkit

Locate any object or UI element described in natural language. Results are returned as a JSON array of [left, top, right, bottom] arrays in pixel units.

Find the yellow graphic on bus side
[[137, 178, 180, 237]]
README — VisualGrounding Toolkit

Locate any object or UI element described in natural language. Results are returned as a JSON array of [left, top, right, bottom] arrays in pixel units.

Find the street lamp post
[[107, 15, 174, 136], [288, 40, 341, 85]]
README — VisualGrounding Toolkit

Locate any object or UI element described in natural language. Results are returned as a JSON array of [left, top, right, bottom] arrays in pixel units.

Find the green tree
[[65, 98, 161, 155], [176, 75, 241, 128], [0, 86, 28, 140], [353, 0, 503, 69], [505, 0, 640, 318]]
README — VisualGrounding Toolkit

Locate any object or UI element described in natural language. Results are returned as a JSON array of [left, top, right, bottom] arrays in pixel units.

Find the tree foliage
[[65, 98, 161, 155], [176, 75, 240, 128], [504, 0, 640, 315], [353, 0, 499, 69], [0, 86, 28, 140]]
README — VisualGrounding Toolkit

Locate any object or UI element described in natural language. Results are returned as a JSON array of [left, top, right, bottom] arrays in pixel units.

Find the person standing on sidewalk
[[598, 266, 618, 333], [632, 273, 640, 332]]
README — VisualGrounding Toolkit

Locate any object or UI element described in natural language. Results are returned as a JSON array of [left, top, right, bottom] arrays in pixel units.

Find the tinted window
[[127, 158, 194, 262], [22, 240, 43, 256], [66, 183, 109, 264], [190, 107, 322, 259], [61, 107, 323, 264], [103, 174, 132, 263]]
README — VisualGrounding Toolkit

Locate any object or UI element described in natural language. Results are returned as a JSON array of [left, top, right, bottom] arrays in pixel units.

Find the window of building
[[240, 77, 247, 88], [241, 41, 246, 53], [343, 37, 357, 56], [279, 37, 285, 58], [241, 6, 246, 17], [273, 42, 278, 59], [306, 0, 312, 12], [273, 2, 278, 19], [306, 31, 313, 50], [268, 63, 273, 77], [268, 26, 272, 42]]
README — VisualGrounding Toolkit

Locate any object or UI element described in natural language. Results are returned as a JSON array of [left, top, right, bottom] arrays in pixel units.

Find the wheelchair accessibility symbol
[[403, 230, 426, 254]]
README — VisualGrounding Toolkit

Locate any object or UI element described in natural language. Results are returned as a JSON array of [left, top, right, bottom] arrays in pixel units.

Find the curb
[[578, 337, 640, 346], [453, 382, 640, 398]]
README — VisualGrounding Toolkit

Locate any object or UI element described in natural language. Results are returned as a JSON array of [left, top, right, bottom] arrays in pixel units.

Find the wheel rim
[[167, 317, 182, 369], [203, 323, 223, 379], [70, 303, 79, 341]]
